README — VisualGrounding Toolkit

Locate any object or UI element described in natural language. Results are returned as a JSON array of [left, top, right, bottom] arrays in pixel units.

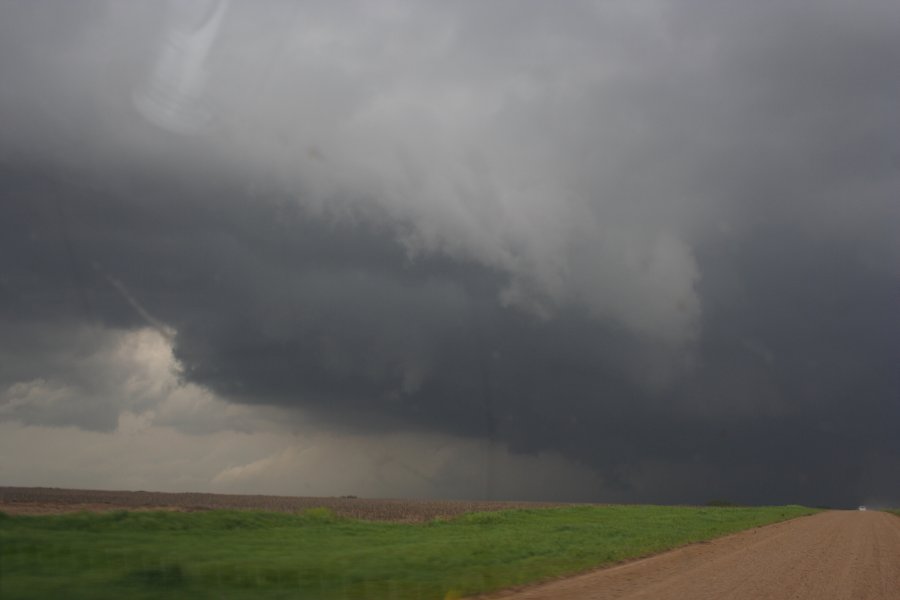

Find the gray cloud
[[1, 0, 898, 506]]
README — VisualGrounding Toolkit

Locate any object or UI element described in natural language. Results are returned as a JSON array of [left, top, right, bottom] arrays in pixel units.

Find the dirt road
[[485, 511, 900, 600]]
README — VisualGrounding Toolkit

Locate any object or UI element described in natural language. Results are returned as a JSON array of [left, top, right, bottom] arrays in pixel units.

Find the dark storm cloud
[[1, 0, 898, 506]]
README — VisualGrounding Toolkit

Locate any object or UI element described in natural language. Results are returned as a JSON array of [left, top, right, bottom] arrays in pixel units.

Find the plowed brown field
[[480, 510, 900, 600], [0, 486, 564, 521]]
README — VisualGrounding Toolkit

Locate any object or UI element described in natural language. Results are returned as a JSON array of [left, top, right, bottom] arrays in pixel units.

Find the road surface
[[483, 510, 900, 600]]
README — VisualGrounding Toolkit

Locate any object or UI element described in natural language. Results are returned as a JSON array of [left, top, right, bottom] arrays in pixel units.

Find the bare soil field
[[0, 486, 565, 521], [481, 510, 900, 600]]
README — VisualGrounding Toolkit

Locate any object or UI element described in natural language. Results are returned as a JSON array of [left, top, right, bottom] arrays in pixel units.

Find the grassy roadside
[[0, 504, 816, 599]]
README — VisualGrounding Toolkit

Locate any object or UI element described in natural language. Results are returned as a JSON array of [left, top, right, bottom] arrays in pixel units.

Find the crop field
[[0, 487, 563, 521], [0, 492, 815, 600]]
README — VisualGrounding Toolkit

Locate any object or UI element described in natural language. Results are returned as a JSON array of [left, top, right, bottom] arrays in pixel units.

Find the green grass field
[[0, 504, 815, 599]]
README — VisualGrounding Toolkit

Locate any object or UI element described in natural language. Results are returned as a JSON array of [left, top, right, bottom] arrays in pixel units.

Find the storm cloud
[[1, 0, 898, 507]]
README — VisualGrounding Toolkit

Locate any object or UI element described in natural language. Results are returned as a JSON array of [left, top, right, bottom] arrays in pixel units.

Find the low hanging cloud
[[0, 325, 279, 434], [0, 327, 605, 501], [1, 0, 898, 506]]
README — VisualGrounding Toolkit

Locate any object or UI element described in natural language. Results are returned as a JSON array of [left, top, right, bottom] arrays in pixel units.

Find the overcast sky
[[1, 0, 898, 507]]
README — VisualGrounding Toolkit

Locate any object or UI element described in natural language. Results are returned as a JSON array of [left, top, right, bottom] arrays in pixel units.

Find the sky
[[1, 0, 898, 507]]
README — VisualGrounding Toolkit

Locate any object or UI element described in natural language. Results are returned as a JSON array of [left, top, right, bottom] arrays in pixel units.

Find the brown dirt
[[0, 486, 565, 521], [479, 510, 900, 600]]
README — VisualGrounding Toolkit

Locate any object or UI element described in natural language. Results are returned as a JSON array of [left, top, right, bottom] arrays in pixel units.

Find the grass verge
[[0, 504, 815, 599]]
